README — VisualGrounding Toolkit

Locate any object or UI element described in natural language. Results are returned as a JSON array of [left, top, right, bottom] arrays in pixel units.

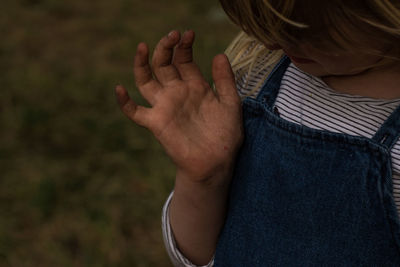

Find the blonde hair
[[221, 0, 400, 76], [224, 32, 284, 97]]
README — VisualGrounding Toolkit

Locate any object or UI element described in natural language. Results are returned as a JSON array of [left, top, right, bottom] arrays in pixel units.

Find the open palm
[[115, 30, 243, 183]]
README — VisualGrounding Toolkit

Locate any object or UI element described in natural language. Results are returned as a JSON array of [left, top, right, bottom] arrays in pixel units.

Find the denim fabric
[[214, 56, 400, 266]]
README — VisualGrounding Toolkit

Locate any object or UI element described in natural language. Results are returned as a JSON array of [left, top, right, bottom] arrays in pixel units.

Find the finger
[[212, 54, 240, 104], [173, 30, 195, 64], [173, 30, 203, 81], [134, 43, 160, 104], [152, 31, 182, 85], [134, 43, 157, 87], [115, 85, 152, 128]]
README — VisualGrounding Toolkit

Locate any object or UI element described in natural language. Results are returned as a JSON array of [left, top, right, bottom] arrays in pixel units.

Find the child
[[116, 0, 400, 266]]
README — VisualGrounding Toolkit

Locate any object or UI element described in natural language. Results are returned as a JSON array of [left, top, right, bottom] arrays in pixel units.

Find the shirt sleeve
[[161, 191, 215, 267]]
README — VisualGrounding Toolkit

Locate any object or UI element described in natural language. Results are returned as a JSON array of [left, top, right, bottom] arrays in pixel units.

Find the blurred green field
[[0, 0, 238, 266]]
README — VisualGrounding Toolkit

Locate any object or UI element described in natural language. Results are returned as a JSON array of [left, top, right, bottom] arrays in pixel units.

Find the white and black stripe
[[162, 57, 400, 267]]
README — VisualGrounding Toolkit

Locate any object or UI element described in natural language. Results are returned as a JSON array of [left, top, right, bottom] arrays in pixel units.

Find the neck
[[322, 62, 400, 100]]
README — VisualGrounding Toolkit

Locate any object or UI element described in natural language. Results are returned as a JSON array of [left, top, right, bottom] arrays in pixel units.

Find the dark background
[[0, 0, 238, 266]]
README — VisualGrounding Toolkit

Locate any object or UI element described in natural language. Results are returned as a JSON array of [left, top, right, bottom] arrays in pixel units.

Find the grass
[[0, 0, 238, 266]]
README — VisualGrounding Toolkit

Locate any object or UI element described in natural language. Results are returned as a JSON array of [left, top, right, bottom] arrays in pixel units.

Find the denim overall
[[214, 56, 400, 266]]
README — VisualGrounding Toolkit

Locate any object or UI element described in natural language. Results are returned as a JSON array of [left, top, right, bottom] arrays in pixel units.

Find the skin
[[116, 30, 400, 265], [115, 30, 243, 265]]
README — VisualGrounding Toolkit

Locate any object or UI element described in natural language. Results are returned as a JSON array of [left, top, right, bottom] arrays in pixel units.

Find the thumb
[[212, 54, 240, 103]]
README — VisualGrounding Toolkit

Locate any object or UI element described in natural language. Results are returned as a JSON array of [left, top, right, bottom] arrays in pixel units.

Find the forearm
[[169, 170, 231, 266]]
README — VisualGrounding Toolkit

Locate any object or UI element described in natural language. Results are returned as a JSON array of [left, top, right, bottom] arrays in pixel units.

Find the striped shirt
[[162, 53, 400, 267]]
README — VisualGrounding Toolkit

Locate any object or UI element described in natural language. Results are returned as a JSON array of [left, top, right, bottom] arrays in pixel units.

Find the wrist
[[176, 162, 234, 189]]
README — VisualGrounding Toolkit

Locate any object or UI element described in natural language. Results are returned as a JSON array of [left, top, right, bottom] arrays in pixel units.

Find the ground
[[0, 0, 237, 266]]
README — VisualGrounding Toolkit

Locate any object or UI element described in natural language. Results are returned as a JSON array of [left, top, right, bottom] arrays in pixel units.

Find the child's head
[[220, 0, 400, 75], [219, 0, 400, 54]]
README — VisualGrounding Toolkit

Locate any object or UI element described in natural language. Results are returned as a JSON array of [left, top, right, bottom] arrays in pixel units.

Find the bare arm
[[115, 30, 243, 265]]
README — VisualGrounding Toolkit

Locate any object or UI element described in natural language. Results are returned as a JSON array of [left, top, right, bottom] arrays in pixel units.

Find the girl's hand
[[115, 30, 243, 184]]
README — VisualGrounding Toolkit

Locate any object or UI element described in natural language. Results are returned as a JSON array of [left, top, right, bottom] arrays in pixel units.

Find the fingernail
[[168, 30, 175, 38]]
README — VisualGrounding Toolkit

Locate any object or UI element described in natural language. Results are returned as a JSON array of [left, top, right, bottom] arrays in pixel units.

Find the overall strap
[[256, 56, 291, 110], [372, 103, 400, 151]]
